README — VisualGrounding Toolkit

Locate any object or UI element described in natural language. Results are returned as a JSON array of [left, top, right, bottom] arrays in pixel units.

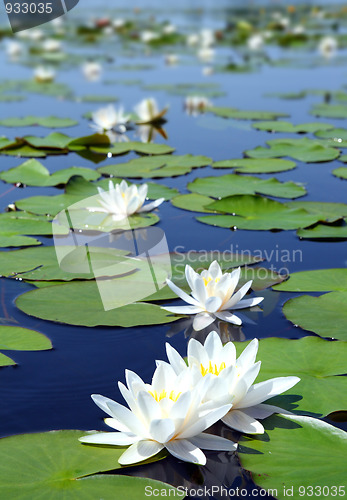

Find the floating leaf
[[235, 336, 347, 416], [240, 414, 347, 500], [297, 224, 347, 240], [171, 193, 215, 213], [0, 159, 99, 187], [188, 174, 306, 199], [273, 269, 347, 292], [315, 127, 347, 142], [91, 142, 175, 156], [252, 121, 333, 134], [207, 106, 288, 121], [198, 195, 321, 231], [24, 132, 72, 150], [245, 138, 340, 162], [283, 291, 347, 341], [333, 167, 347, 180], [212, 158, 297, 173], [68, 133, 111, 150], [0, 233, 41, 248], [311, 103, 347, 119], [16, 281, 181, 327], [0, 430, 176, 499], [0, 94, 25, 102], [0, 326, 52, 366], [98, 155, 211, 179], [78, 94, 119, 102], [0, 212, 67, 236], [287, 201, 347, 222], [0, 116, 78, 128]]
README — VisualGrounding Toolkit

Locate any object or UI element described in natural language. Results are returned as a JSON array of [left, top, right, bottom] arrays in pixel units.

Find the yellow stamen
[[200, 361, 226, 377], [203, 277, 220, 286], [149, 389, 181, 402]]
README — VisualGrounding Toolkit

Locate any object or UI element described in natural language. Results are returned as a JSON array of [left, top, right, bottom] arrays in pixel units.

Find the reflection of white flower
[[134, 98, 168, 124], [34, 66, 55, 83], [80, 363, 236, 465], [89, 180, 165, 220], [162, 261, 264, 331], [197, 47, 215, 63], [185, 96, 212, 116], [6, 41, 23, 58], [91, 105, 130, 133], [165, 54, 179, 65], [141, 30, 159, 43], [82, 61, 102, 81], [247, 34, 264, 51], [202, 66, 214, 77], [318, 36, 337, 59], [42, 39, 62, 52], [166, 331, 300, 434]]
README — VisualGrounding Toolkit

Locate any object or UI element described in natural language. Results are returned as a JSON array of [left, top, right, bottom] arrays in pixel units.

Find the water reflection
[[166, 318, 246, 344]]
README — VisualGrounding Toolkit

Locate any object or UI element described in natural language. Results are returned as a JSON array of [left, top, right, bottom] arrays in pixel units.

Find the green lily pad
[[252, 121, 333, 134], [91, 142, 175, 156], [188, 174, 306, 199], [207, 106, 288, 121], [0, 116, 78, 128], [197, 195, 321, 231], [273, 269, 347, 292], [0, 326, 52, 366], [240, 414, 347, 499], [287, 201, 347, 222], [16, 281, 182, 327], [297, 224, 347, 240], [0, 212, 67, 236], [311, 103, 347, 119], [0, 94, 25, 102], [339, 154, 347, 163], [0, 159, 99, 187], [333, 167, 347, 179], [235, 336, 347, 416], [68, 133, 111, 150], [171, 193, 216, 213], [23, 132, 72, 150], [1, 144, 52, 158], [245, 138, 340, 162], [98, 155, 211, 179], [0, 233, 41, 248], [78, 94, 119, 102], [315, 127, 347, 142], [283, 291, 347, 340], [212, 158, 297, 173], [0, 430, 177, 499]]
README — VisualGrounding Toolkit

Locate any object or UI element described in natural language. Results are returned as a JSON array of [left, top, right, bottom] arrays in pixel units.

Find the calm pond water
[[0, 3, 346, 498]]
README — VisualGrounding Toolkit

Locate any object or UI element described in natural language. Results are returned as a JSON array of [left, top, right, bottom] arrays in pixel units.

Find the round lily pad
[[297, 224, 347, 240], [0, 326, 52, 366], [273, 269, 347, 292], [252, 121, 333, 134], [212, 158, 297, 174]]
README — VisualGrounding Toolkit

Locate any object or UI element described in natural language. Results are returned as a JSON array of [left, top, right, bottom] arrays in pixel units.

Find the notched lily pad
[[273, 269, 347, 292], [297, 224, 347, 240], [212, 158, 297, 173], [252, 121, 333, 134], [91, 142, 175, 156]]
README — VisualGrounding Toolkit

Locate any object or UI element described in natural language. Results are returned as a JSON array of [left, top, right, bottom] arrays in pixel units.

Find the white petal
[[139, 198, 165, 213], [105, 400, 147, 437], [223, 280, 252, 310], [119, 439, 164, 465], [91, 394, 118, 418], [165, 439, 206, 465], [214, 311, 242, 326], [239, 376, 301, 408], [136, 391, 161, 424], [190, 275, 208, 304], [242, 403, 288, 420], [162, 305, 201, 315], [193, 312, 216, 331], [208, 261, 222, 280], [227, 267, 241, 297], [189, 432, 238, 452], [185, 265, 199, 290], [204, 331, 223, 360], [236, 339, 259, 371], [222, 410, 265, 434], [149, 418, 176, 443], [179, 404, 232, 439], [205, 296, 223, 313], [188, 337, 209, 367], [231, 297, 264, 310], [165, 279, 200, 306], [166, 343, 187, 375], [104, 417, 134, 432], [79, 431, 138, 446]]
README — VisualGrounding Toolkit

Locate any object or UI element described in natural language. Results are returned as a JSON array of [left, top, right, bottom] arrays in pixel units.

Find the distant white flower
[[79, 363, 236, 465], [165, 54, 179, 65], [134, 98, 168, 124], [91, 105, 130, 133], [200, 28, 215, 48], [165, 331, 300, 434], [247, 34, 264, 51], [318, 36, 337, 59], [42, 39, 62, 52], [88, 180, 165, 220], [185, 96, 212, 116], [82, 61, 103, 82], [6, 41, 23, 58], [34, 66, 55, 83], [27, 29, 44, 41], [197, 47, 215, 63], [141, 30, 160, 43], [163, 24, 176, 35], [162, 261, 264, 331], [187, 33, 199, 47], [113, 18, 126, 29], [272, 13, 290, 29], [292, 25, 304, 35], [202, 66, 214, 77]]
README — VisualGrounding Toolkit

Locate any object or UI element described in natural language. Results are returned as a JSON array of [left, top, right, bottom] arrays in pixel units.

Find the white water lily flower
[[6, 41, 23, 58], [82, 61, 103, 82], [165, 54, 179, 65], [134, 98, 168, 124], [247, 34, 264, 51], [318, 36, 337, 59], [27, 28, 44, 41], [187, 33, 199, 47], [113, 18, 126, 29], [200, 28, 215, 48], [141, 30, 160, 43], [91, 105, 130, 133], [197, 47, 215, 63], [185, 96, 212, 116], [42, 39, 62, 52], [34, 66, 55, 83], [202, 66, 214, 77], [88, 180, 164, 220], [163, 261, 264, 331], [79, 363, 236, 465], [165, 331, 300, 435], [163, 24, 176, 35]]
